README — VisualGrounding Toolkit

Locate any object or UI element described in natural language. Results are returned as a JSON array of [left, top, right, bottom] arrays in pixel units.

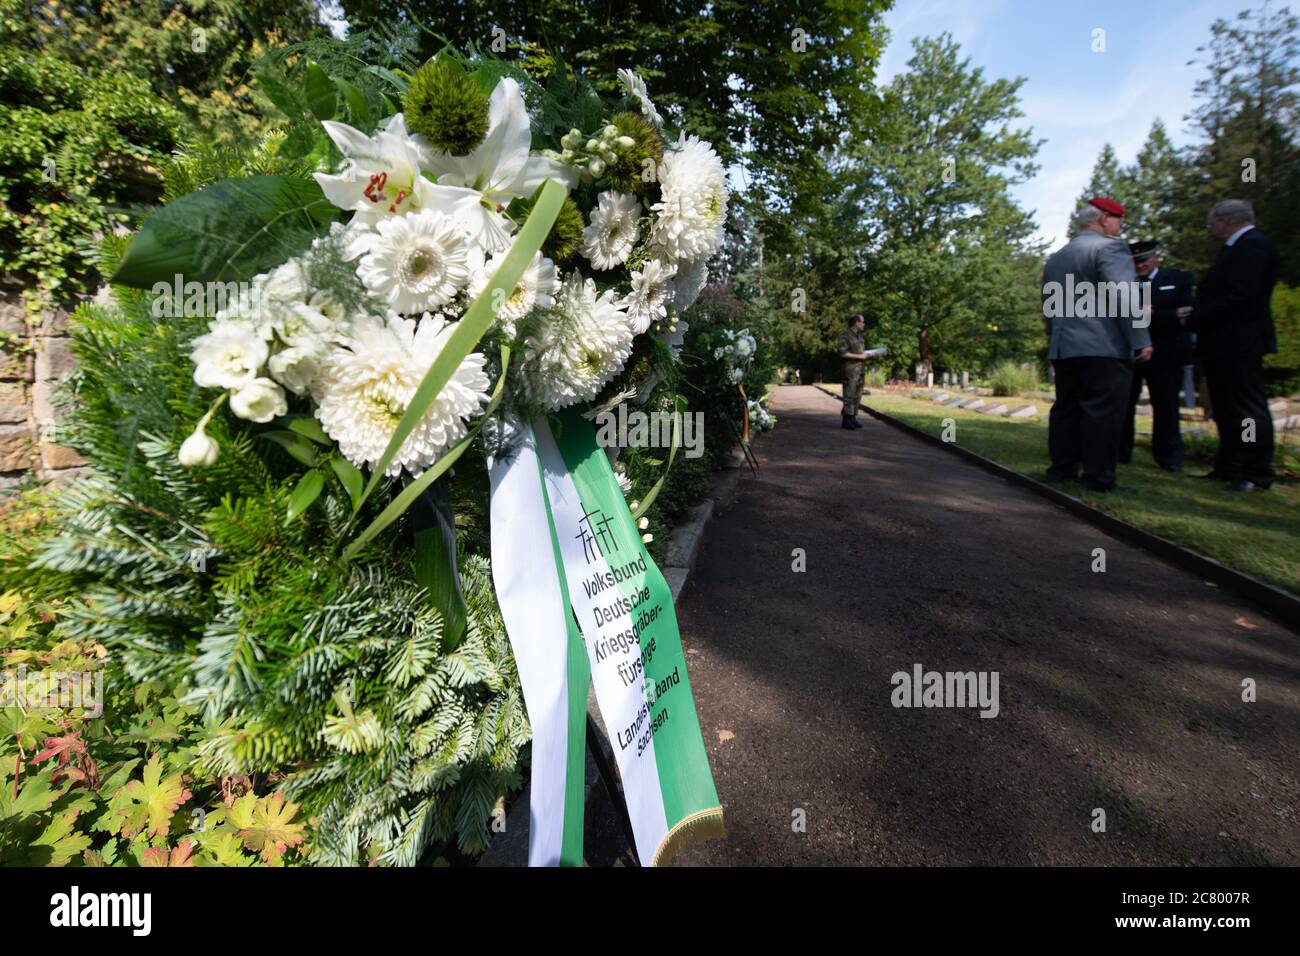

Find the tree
[[851, 34, 1043, 376], [1113, 121, 1192, 252], [1069, 144, 1131, 237], [338, 0, 891, 208], [1178, 1, 1300, 281], [9, 0, 327, 143]]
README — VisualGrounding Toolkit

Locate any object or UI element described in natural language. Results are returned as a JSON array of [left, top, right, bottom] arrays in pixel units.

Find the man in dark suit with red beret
[[1178, 199, 1279, 491]]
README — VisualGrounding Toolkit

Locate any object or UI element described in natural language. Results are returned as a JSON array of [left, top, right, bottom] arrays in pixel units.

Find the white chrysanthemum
[[581, 191, 641, 270], [524, 274, 635, 411], [622, 258, 677, 334], [617, 68, 663, 129], [467, 250, 560, 337], [670, 258, 708, 313], [355, 208, 481, 314], [191, 319, 268, 390], [312, 312, 490, 476], [652, 135, 728, 262]]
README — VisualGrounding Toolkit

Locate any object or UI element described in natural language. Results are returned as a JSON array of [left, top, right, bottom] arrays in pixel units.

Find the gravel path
[[664, 385, 1299, 866]]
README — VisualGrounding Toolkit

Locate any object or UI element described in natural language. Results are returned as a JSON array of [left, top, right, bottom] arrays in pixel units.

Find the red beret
[[1088, 197, 1125, 217]]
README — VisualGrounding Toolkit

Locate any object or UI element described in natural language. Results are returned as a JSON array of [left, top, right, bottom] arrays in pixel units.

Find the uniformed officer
[[838, 313, 868, 429], [1119, 240, 1194, 471], [1042, 197, 1153, 492]]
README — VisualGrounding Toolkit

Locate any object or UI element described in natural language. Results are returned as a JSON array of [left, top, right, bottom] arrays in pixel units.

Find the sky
[[876, 0, 1239, 248]]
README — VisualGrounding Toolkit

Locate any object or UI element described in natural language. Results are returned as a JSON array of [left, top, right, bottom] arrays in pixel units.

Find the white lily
[[314, 113, 483, 229], [420, 78, 579, 253]]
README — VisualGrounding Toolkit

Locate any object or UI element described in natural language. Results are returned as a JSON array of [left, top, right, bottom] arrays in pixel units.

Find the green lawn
[[847, 388, 1300, 597]]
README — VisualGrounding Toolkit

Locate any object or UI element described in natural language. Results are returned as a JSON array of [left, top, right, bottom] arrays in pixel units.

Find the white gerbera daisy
[[191, 319, 269, 390], [312, 312, 490, 476], [652, 135, 728, 262], [581, 191, 641, 270], [622, 258, 677, 334], [467, 250, 560, 338], [617, 68, 664, 129], [355, 208, 482, 314], [524, 274, 635, 411]]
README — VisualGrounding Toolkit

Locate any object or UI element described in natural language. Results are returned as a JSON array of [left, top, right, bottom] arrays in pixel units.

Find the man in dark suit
[[1120, 241, 1194, 471], [1178, 199, 1279, 491]]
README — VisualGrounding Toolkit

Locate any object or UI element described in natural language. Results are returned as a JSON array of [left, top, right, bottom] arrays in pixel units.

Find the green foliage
[[341, 0, 892, 207], [0, 591, 307, 866], [3, 263, 528, 862], [1265, 283, 1300, 396], [0, 45, 182, 304], [1082, 3, 1300, 284], [111, 175, 339, 288], [987, 361, 1040, 397], [853, 35, 1043, 375]]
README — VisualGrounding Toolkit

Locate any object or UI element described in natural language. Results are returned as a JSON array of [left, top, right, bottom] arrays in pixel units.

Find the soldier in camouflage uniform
[[837, 314, 867, 429]]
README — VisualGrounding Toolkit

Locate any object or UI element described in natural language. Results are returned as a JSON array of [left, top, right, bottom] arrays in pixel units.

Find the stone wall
[[0, 290, 87, 490]]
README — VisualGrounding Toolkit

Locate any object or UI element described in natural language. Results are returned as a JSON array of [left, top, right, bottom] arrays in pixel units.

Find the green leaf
[[631, 394, 686, 520], [111, 176, 338, 289], [31, 808, 92, 866], [332, 77, 370, 126], [287, 470, 325, 522], [260, 430, 319, 467], [366, 65, 410, 93], [286, 415, 332, 445], [329, 456, 364, 510], [353, 179, 568, 510], [304, 63, 336, 121], [0, 765, 59, 823], [413, 517, 466, 652]]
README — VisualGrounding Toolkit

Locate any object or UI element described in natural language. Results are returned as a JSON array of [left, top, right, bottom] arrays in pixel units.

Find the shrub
[[988, 360, 1039, 397], [1265, 283, 1300, 398]]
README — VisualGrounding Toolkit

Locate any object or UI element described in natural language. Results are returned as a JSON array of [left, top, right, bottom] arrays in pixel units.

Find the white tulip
[[178, 422, 220, 467]]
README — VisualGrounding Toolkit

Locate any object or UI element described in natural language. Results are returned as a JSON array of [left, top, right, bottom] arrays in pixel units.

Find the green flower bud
[[588, 158, 606, 176], [404, 57, 489, 155], [602, 112, 666, 194]]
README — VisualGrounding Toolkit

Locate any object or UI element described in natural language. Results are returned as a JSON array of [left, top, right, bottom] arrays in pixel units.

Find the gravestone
[[977, 403, 1008, 415], [1006, 405, 1038, 419]]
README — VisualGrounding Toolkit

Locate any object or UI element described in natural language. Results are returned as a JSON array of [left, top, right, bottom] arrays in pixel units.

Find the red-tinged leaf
[[228, 791, 306, 865], [33, 731, 86, 767], [141, 840, 196, 867], [104, 754, 192, 839]]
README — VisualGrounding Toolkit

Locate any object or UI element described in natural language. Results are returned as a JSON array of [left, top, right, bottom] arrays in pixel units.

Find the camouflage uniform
[[838, 327, 866, 418]]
